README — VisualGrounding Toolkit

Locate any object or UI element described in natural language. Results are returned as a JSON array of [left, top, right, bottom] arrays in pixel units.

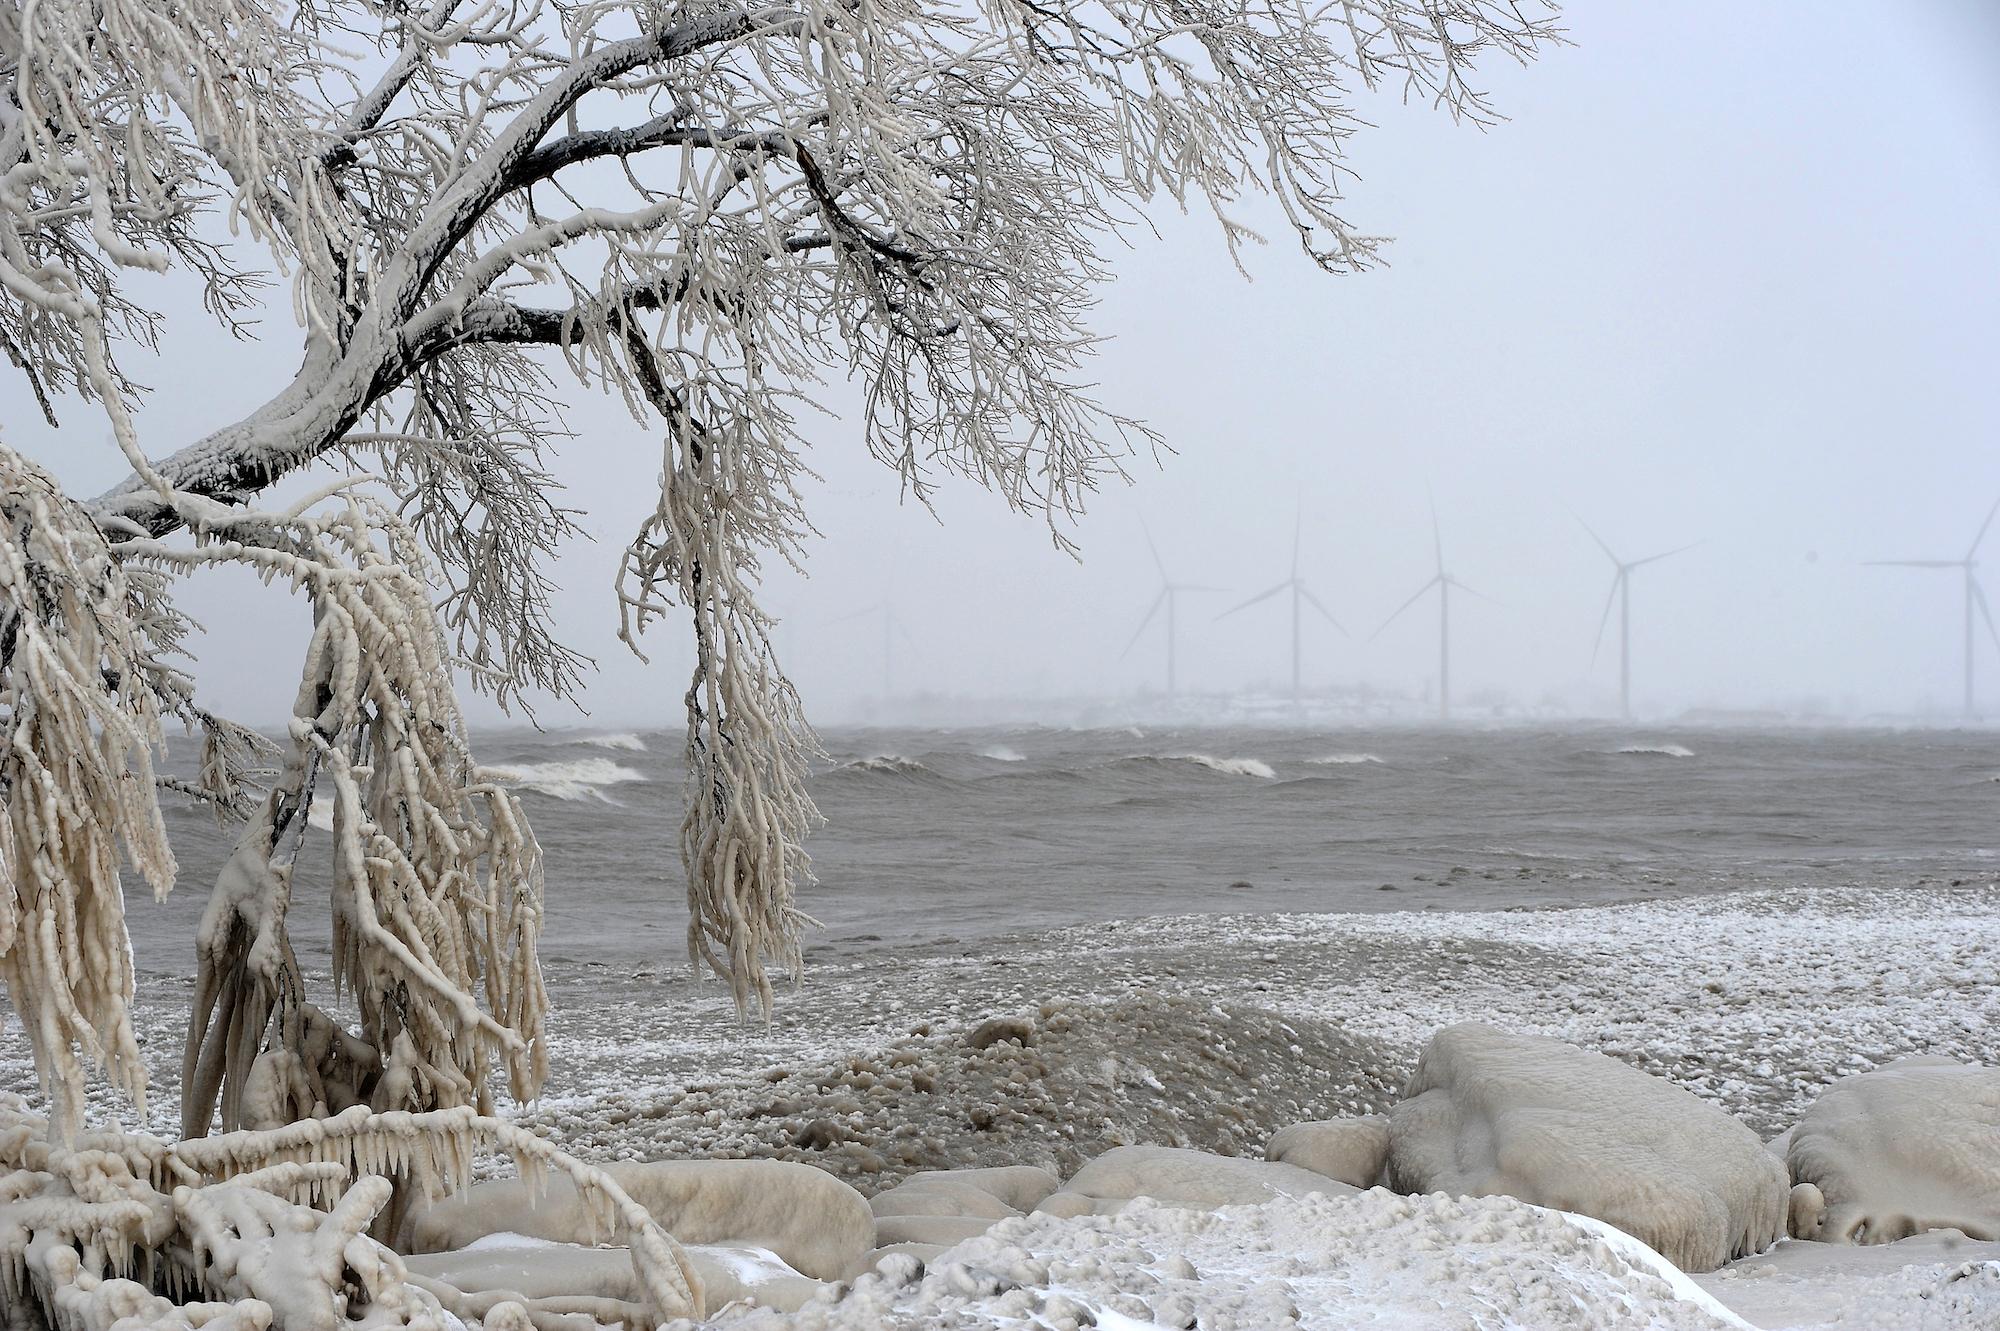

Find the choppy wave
[[1617, 744, 1695, 758], [1309, 753, 1384, 766], [481, 757, 646, 800], [1166, 754, 1276, 779], [980, 745, 1026, 762], [833, 755, 935, 777], [580, 732, 647, 751]]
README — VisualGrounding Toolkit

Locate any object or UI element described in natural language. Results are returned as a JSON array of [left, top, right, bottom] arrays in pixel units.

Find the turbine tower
[[1121, 520, 1223, 696], [1866, 493, 2000, 719], [1373, 494, 1486, 719], [1575, 517, 1701, 721], [1216, 514, 1346, 703]]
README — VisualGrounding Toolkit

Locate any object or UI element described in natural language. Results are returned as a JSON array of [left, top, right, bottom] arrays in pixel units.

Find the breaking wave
[[1617, 744, 1695, 758], [579, 732, 647, 751], [980, 745, 1027, 762], [833, 755, 935, 777], [1309, 753, 1384, 766], [1165, 754, 1276, 779], [480, 757, 646, 801]]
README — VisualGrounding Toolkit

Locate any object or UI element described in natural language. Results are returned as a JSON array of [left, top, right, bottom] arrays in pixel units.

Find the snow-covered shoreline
[[7, 883, 1998, 1328]]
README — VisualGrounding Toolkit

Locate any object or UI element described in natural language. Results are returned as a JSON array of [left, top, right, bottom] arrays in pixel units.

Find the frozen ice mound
[[1385, 1023, 1789, 1272], [1783, 1055, 2000, 1245]]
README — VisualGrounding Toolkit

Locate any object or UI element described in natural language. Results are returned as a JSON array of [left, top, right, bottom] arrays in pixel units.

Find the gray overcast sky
[[18, 1, 2000, 727]]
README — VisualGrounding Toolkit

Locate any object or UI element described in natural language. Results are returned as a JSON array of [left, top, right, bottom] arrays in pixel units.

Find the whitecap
[[580, 732, 647, 751], [1169, 754, 1275, 779], [1616, 744, 1695, 758], [981, 745, 1026, 762], [479, 757, 646, 801], [837, 755, 932, 776], [1308, 753, 1384, 765]]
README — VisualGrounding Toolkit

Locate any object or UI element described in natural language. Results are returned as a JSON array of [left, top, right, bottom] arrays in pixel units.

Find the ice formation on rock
[[1265, 1115, 1391, 1188], [1386, 1023, 1788, 1271], [1785, 1056, 2000, 1244], [408, 1158, 871, 1283]]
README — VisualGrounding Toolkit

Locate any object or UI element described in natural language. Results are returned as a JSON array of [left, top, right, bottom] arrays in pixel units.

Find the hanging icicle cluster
[[0, 444, 177, 1141], [112, 488, 549, 1140], [618, 385, 823, 1020]]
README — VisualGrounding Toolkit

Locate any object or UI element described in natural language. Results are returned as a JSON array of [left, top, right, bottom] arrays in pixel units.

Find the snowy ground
[[4, 882, 1998, 1328]]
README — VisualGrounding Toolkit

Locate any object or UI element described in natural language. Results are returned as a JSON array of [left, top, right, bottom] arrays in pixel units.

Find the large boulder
[[1784, 1056, 2000, 1245], [1266, 1117, 1391, 1189], [1049, 1144, 1356, 1211], [404, 1159, 874, 1281], [1386, 1023, 1787, 1272]]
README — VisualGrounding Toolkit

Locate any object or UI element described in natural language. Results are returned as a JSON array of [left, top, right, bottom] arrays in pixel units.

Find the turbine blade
[[1216, 582, 1289, 620], [1371, 576, 1441, 641], [1589, 574, 1619, 668], [1446, 575, 1499, 605], [1139, 515, 1168, 583], [1566, 505, 1620, 567], [1970, 492, 2000, 560], [1291, 509, 1302, 580], [1119, 591, 1167, 660], [1298, 585, 1348, 636], [1976, 577, 2000, 656], [1863, 559, 1962, 568], [826, 603, 885, 625], [1628, 539, 1707, 569]]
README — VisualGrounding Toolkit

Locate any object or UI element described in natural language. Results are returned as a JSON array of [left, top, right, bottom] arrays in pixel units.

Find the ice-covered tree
[[0, 0, 1555, 1317]]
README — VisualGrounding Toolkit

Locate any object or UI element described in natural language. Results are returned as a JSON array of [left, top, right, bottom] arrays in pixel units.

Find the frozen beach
[[5, 726, 2000, 1327]]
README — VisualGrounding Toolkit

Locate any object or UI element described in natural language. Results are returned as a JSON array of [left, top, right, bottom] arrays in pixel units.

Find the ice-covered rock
[[1266, 1115, 1390, 1188], [872, 1214, 1003, 1248], [405, 1158, 873, 1281], [1048, 1144, 1357, 1211], [870, 1179, 1019, 1220], [1784, 1056, 2000, 1244], [882, 1165, 1060, 1213], [1386, 1023, 1788, 1272]]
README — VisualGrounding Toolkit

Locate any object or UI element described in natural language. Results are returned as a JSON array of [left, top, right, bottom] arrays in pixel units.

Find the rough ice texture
[[1387, 1023, 1789, 1272], [405, 1158, 872, 1281], [1784, 1056, 2000, 1244], [702, 1189, 1747, 1331], [1265, 1115, 1390, 1188], [1054, 1144, 1355, 1209]]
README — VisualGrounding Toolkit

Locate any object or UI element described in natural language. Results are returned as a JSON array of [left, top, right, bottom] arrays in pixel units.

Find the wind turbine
[[1575, 517, 1701, 721], [1866, 493, 2000, 719], [1216, 514, 1346, 703], [1372, 494, 1487, 719], [1121, 520, 1224, 696]]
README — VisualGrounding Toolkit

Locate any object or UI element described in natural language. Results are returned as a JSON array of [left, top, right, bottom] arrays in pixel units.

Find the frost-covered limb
[[145, 493, 549, 1141], [0, 445, 179, 1140]]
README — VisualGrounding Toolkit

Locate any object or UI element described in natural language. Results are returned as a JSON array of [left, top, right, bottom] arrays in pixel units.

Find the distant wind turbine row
[[1119, 490, 2000, 720]]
